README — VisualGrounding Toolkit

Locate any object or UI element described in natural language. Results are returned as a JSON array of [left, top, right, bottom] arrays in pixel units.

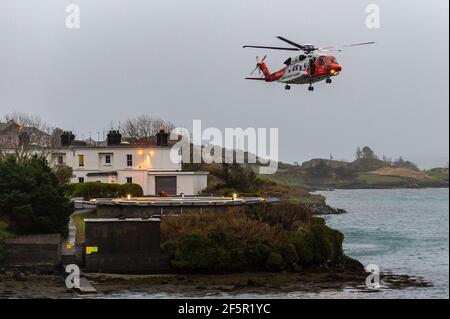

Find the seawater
[[105, 188, 449, 299]]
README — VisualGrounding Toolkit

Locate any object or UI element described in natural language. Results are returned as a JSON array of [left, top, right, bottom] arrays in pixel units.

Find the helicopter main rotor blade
[[319, 41, 375, 51], [276, 36, 310, 51], [243, 45, 299, 51]]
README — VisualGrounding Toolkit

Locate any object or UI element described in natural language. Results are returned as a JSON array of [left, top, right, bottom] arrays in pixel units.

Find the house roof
[[0, 122, 11, 131], [0, 121, 50, 137]]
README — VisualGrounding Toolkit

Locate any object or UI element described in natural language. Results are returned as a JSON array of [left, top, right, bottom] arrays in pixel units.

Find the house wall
[[52, 146, 181, 173], [47, 145, 208, 196], [177, 174, 208, 195]]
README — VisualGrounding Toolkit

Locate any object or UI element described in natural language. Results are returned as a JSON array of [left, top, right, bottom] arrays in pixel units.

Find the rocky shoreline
[[309, 203, 348, 215], [0, 267, 431, 299]]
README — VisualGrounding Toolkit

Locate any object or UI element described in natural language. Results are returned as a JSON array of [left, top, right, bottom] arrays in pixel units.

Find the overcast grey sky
[[0, 0, 448, 167]]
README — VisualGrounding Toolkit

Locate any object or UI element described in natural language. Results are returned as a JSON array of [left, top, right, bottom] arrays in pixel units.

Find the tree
[[3, 112, 50, 133], [122, 115, 175, 144], [0, 155, 72, 236], [52, 164, 74, 187], [362, 146, 377, 159], [355, 147, 362, 160], [0, 112, 60, 159], [218, 163, 256, 192], [393, 157, 419, 171], [382, 155, 392, 165]]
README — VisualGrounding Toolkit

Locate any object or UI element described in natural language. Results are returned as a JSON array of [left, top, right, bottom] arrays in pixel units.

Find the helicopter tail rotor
[[250, 55, 267, 76]]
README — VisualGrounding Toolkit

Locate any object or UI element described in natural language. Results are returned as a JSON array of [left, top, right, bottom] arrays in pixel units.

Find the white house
[[48, 131, 208, 196]]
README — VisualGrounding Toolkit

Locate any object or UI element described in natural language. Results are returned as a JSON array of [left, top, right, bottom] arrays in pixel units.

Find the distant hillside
[[255, 158, 449, 190]]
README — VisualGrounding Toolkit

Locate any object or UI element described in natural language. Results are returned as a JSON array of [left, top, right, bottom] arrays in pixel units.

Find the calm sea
[[106, 188, 449, 299]]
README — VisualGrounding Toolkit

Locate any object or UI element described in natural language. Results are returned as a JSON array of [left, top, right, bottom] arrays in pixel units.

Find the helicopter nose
[[329, 64, 342, 75]]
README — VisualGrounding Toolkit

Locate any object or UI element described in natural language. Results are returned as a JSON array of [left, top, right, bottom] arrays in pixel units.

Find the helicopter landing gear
[[308, 84, 314, 92], [326, 78, 332, 84], [285, 84, 291, 90]]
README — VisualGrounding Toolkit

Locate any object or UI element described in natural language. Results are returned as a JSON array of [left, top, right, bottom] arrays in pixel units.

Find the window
[[318, 58, 326, 66], [126, 177, 133, 184], [57, 155, 64, 165], [105, 155, 111, 164], [78, 155, 85, 167], [126, 154, 133, 167], [78, 177, 84, 183], [329, 57, 338, 64]]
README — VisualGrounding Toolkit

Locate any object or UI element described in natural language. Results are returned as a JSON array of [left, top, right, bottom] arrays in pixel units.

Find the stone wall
[[3, 234, 61, 269]]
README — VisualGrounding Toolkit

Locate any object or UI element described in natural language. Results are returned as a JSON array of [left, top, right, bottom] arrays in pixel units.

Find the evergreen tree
[[0, 155, 72, 236]]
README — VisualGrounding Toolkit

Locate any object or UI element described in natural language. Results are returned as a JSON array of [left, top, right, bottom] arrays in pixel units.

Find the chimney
[[61, 131, 75, 146], [107, 130, 122, 146], [156, 129, 169, 146]]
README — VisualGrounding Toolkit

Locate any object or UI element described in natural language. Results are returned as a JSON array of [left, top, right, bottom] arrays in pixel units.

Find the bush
[[301, 219, 344, 265], [0, 155, 72, 236], [70, 182, 143, 199], [278, 243, 299, 267], [120, 183, 144, 197], [265, 252, 284, 271], [165, 232, 247, 273], [160, 204, 347, 273]]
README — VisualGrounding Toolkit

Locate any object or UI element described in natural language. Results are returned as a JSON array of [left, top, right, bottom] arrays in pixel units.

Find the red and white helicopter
[[243, 36, 375, 91]]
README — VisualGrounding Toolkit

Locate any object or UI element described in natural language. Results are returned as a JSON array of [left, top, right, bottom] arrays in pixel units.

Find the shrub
[[167, 232, 246, 273], [265, 252, 284, 271], [70, 182, 143, 199], [120, 183, 144, 197], [0, 155, 72, 236], [303, 219, 344, 265], [160, 203, 347, 273], [278, 243, 299, 267]]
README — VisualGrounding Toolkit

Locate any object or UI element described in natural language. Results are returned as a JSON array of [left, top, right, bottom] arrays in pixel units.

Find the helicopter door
[[309, 58, 316, 76], [317, 57, 327, 75]]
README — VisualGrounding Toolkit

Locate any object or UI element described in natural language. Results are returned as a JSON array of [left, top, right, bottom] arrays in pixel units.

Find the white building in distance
[[48, 130, 208, 196]]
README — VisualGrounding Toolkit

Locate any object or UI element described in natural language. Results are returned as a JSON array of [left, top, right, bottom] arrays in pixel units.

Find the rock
[[13, 272, 27, 282], [308, 204, 348, 215]]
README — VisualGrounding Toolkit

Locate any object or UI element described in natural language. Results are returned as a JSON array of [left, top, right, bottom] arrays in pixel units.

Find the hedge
[[69, 182, 143, 199]]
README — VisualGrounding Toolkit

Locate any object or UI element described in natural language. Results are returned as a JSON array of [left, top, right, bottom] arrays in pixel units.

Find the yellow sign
[[86, 246, 99, 255], [66, 243, 73, 249]]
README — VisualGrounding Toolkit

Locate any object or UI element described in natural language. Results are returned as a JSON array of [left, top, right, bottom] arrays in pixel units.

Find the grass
[[357, 172, 408, 186], [425, 170, 449, 182], [72, 211, 98, 244]]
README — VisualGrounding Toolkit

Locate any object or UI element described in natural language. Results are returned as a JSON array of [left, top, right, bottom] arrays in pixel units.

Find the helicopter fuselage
[[265, 54, 342, 85]]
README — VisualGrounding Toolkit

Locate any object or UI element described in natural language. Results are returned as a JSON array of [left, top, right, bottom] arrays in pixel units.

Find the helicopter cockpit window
[[318, 58, 326, 66], [329, 57, 338, 64]]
